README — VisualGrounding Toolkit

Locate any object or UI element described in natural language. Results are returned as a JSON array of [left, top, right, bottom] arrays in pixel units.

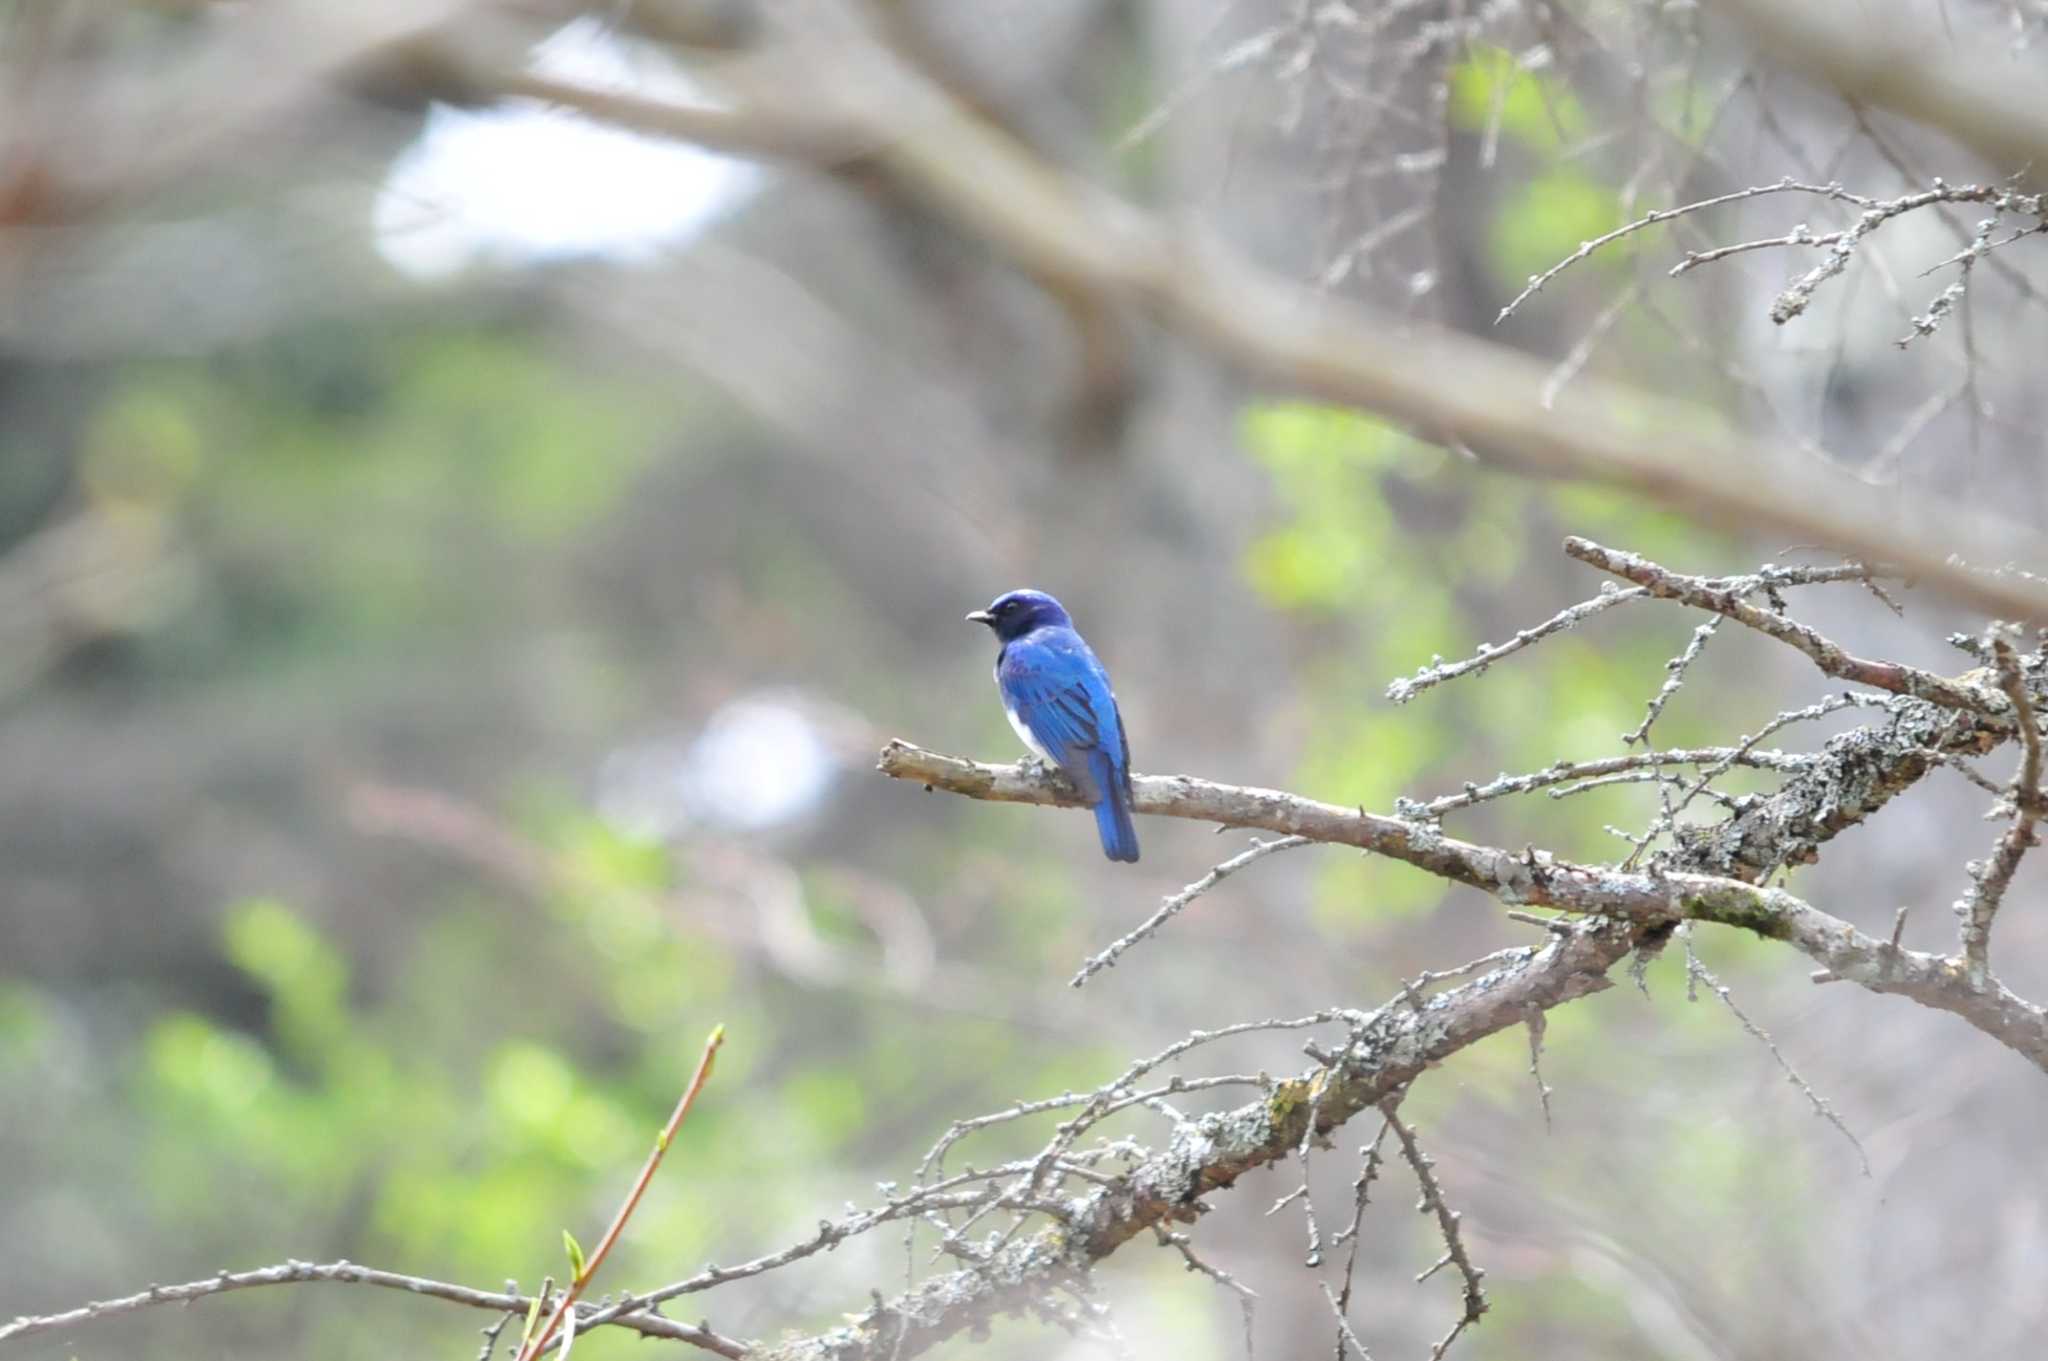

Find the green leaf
[[563, 1228, 587, 1282]]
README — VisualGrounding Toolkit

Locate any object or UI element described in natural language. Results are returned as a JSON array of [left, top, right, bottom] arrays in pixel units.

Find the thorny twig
[[1627, 617, 1722, 746], [1683, 937, 1871, 1177], [1380, 1104, 1487, 1360], [1329, 1119, 1393, 1361]]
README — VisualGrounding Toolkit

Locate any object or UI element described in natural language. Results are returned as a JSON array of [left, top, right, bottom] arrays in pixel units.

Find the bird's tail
[[1093, 783, 1140, 863]]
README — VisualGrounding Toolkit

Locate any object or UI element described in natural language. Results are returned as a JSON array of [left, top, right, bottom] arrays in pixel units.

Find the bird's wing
[[998, 634, 1121, 796]]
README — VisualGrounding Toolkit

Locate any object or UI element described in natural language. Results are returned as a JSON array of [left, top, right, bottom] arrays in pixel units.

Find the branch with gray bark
[[877, 534, 2048, 1075], [13, 5, 2048, 1358], [876, 741, 2048, 1074], [22, 533, 2048, 1361], [1, 929, 1637, 1361], [487, 10, 2048, 626]]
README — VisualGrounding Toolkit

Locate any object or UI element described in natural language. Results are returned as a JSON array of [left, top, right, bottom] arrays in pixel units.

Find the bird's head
[[966, 589, 1072, 642]]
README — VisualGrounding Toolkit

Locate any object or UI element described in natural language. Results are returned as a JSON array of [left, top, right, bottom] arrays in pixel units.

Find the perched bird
[[966, 589, 1139, 863]]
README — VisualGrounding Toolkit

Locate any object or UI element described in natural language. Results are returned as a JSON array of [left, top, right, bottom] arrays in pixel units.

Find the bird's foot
[[1019, 754, 1052, 779]]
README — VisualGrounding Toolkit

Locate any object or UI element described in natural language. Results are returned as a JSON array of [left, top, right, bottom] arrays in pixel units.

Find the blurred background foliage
[[6, 5, 2046, 1360]]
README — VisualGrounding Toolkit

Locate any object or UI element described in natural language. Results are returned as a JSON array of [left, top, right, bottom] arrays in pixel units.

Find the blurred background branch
[[7, 1, 2048, 1359]]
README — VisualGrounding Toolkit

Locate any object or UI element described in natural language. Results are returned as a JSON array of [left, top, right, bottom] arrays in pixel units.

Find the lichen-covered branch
[[875, 743, 2048, 1072], [755, 919, 1639, 1361]]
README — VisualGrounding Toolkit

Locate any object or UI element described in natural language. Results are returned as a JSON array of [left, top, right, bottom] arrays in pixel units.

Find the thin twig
[[1898, 216, 1994, 347], [1564, 538, 2002, 714], [1404, 746, 1810, 819], [1524, 1010, 1554, 1131], [1380, 1104, 1487, 1360], [480, 1309, 519, 1361], [1153, 1227, 1257, 1358], [517, 1025, 727, 1361], [1072, 835, 1312, 987], [1495, 178, 1874, 322], [1386, 585, 1644, 703], [1296, 1082, 1330, 1268], [1631, 693, 1891, 862], [0, 1262, 745, 1357], [1330, 1118, 1393, 1344], [1626, 617, 1723, 746], [1540, 280, 1640, 408], [1684, 938, 1871, 1176], [1321, 1282, 1376, 1361]]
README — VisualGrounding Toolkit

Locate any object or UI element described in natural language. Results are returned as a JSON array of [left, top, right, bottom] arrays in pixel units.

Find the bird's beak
[[964, 610, 995, 625]]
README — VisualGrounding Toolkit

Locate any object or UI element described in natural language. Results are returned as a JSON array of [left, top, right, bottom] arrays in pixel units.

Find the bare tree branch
[[875, 741, 2048, 1071], [1959, 635, 2045, 985], [0, 1260, 747, 1357], [479, 14, 2048, 626], [1563, 538, 2005, 714], [1682, 940, 1870, 1175], [1071, 834, 1310, 987], [1714, 0, 2048, 176], [750, 919, 1640, 1361], [1386, 583, 1645, 703]]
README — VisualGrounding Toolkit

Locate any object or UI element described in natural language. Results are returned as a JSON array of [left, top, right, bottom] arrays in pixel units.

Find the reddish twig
[[515, 1025, 727, 1361]]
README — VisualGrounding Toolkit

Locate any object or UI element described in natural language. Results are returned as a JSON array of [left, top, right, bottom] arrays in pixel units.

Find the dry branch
[[480, 12, 2048, 626], [0, 1261, 746, 1357], [875, 742, 2048, 1072], [1958, 637, 2046, 986], [1381, 1106, 1487, 1360], [1714, 0, 2048, 177], [1562, 538, 2004, 714], [752, 919, 1639, 1361]]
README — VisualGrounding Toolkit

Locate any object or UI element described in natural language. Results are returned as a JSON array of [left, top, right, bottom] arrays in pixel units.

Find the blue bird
[[967, 589, 1139, 863]]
